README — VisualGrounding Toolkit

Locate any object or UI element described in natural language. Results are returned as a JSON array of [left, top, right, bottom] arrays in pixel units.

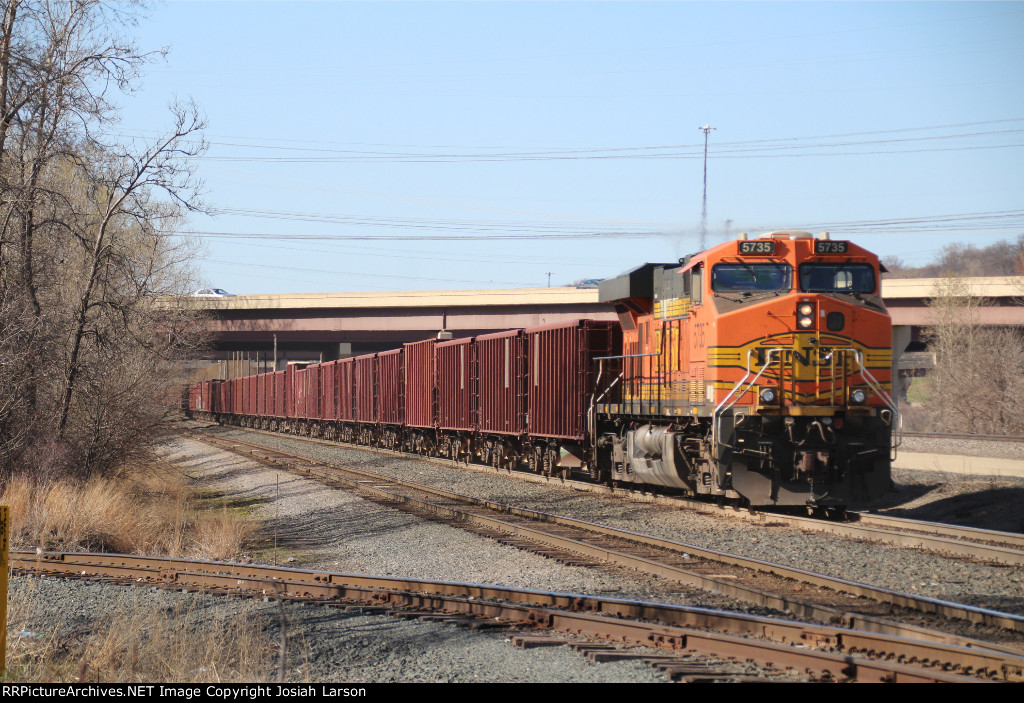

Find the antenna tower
[[699, 124, 716, 250]]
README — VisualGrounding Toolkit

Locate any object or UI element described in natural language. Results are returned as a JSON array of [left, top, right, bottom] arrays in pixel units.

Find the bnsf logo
[[755, 346, 833, 367]]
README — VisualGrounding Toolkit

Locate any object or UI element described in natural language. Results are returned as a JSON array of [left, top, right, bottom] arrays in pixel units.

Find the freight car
[[188, 230, 896, 508]]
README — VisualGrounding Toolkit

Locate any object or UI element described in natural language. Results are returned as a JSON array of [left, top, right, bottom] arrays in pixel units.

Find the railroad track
[[183, 428, 1024, 646], [583, 483, 1024, 566], [192, 422, 1024, 566], [10, 550, 1022, 683]]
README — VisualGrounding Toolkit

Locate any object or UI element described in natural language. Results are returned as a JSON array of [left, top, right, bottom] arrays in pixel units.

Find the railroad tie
[[508, 634, 571, 649]]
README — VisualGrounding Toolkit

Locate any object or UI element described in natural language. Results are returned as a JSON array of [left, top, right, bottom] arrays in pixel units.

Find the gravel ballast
[[163, 435, 765, 611]]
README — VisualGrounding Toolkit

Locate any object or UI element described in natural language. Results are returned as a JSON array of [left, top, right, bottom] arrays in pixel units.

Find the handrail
[[711, 348, 782, 458], [589, 359, 624, 456], [851, 349, 902, 455]]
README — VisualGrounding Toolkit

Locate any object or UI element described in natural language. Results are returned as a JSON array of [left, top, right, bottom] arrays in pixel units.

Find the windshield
[[711, 262, 792, 293], [799, 263, 876, 293]]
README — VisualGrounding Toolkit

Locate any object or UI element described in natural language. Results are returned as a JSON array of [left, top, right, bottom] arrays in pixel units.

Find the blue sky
[[119, 1, 1024, 293]]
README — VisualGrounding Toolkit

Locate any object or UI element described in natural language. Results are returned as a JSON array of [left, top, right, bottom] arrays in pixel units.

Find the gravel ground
[[901, 435, 1024, 461], [187, 426, 1024, 616], [874, 436, 1024, 533], [869, 466, 1024, 534]]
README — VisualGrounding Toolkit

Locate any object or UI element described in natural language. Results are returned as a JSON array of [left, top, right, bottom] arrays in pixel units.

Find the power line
[[179, 229, 666, 242], [204, 258, 534, 286], [118, 118, 1024, 164], [784, 209, 1024, 236], [169, 208, 1024, 246], [211, 206, 668, 232], [201, 237, 614, 268]]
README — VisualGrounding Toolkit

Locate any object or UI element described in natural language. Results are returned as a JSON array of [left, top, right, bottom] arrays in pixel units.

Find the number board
[[737, 241, 776, 255], [814, 240, 849, 254]]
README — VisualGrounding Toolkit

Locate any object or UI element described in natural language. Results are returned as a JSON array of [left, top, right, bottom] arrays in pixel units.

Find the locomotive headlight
[[850, 388, 868, 404], [759, 387, 777, 404], [796, 303, 815, 329]]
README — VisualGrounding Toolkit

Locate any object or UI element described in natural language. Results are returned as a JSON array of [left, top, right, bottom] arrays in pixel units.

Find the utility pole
[[546, 272, 553, 287], [699, 124, 716, 251]]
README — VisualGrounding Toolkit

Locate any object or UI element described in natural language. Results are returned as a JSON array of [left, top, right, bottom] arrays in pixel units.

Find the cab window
[[798, 264, 875, 293], [711, 263, 792, 293]]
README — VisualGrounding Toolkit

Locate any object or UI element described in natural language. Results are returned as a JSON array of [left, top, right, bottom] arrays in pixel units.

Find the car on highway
[[191, 288, 235, 297]]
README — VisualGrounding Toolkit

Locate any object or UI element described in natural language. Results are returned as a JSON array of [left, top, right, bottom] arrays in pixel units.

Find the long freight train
[[188, 231, 897, 507]]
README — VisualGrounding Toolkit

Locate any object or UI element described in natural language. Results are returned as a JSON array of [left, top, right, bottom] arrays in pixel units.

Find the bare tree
[[0, 0, 208, 480], [923, 277, 1024, 434], [884, 237, 1024, 279], [55, 102, 206, 437]]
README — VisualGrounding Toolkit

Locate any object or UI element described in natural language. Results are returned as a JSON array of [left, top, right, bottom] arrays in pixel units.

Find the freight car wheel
[[542, 448, 558, 479], [528, 446, 542, 474]]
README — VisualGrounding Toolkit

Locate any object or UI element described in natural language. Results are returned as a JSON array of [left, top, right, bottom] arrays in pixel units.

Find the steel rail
[[739, 511, 1024, 565], [849, 513, 1024, 549], [902, 431, 1024, 444], [190, 430, 1024, 636], [646, 494, 1024, 564], [10, 551, 1020, 683]]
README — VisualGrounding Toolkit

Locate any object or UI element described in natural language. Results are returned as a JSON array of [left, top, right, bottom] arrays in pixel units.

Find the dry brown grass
[[191, 505, 260, 562], [0, 451, 259, 560], [6, 579, 272, 683], [2, 447, 273, 682], [2, 476, 162, 553]]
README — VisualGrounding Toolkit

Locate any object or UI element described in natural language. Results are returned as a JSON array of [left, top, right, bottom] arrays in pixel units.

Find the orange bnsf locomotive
[[595, 230, 896, 506]]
